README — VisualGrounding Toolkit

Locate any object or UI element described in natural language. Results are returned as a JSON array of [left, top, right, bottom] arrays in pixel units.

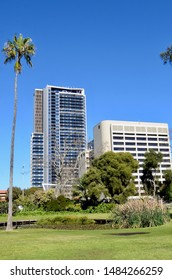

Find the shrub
[[84, 203, 114, 213], [37, 215, 95, 227], [0, 202, 8, 214], [0, 202, 18, 215], [44, 195, 71, 211], [112, 199, 170, 228]]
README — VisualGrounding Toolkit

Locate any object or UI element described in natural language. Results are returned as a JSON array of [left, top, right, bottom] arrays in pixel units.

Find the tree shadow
[[105, 232, 150, 236]]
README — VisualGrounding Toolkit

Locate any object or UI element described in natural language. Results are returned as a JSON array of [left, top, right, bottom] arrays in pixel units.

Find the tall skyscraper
[[94, 120, 172, 195], [30, 85, 87, 196]]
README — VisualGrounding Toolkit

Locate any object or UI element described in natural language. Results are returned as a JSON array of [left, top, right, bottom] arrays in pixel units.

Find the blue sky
[[0, 0, 172, 189]]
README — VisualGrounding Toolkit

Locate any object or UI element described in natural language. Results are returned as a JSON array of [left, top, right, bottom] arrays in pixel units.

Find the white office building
[[94, 120, 172, 194]]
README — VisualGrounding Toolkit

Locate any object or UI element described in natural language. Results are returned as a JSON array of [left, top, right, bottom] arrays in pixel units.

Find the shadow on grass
[[105, 232, 150, 236]]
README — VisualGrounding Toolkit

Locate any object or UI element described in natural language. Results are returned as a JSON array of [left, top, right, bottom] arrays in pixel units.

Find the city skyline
[[1, 0, 172, 189]]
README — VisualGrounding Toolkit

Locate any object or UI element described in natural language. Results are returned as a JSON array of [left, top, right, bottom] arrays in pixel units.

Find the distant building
[[78, 149, 94, 178], [30, 85, 87, 196], [94, 120, 172, 195], [0, 190, 7, 202]]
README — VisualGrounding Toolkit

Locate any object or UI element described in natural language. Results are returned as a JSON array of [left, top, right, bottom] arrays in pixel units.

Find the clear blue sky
[[0, 0, 172, 189]]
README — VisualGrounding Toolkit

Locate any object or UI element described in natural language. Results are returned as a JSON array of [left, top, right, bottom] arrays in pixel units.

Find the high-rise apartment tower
[[30, 85, 87, 196]]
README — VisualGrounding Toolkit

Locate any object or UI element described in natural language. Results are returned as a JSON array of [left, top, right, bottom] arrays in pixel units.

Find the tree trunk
[[6, 72, 18, 231]]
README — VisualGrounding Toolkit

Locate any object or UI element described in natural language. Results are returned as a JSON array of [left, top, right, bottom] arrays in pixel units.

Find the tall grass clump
[[112, 199, 170, 228]]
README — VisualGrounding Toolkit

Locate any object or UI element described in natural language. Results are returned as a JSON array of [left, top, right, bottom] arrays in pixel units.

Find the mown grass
[[0, 221, 172, 260], [0, 212, 110, 222]]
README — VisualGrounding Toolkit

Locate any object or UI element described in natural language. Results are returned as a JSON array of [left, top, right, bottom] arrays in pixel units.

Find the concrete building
[[78, 140, 94, 178], [30, 85, 87, 196], [0, 190, 7, 202], [94, 120, 172, 194]]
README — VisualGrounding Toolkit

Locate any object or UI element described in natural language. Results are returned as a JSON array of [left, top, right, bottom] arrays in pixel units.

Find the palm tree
[[2, 34, 35, 231], [160, 46, 172, 64]]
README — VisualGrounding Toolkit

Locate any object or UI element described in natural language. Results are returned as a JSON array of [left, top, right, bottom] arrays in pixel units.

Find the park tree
[[74, 167, 110, 208], [50, 135, 85, 197], [6, 186, 22, 201], [23, 187, 40, 196], [160, 169, 172, 202], [141, 149, 163, 196], [76, 151, 139, 206], [93, 152, 139, 203], [2, 34, 35, 230]]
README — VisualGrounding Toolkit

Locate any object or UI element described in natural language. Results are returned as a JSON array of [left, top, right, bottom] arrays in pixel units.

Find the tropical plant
[[160, 46, 172, 64], [2, 34, 35, 230]]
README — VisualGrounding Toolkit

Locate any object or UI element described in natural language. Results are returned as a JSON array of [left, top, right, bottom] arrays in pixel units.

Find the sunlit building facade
[[94, 120, 172, 195], [30, 85, 87, 196]]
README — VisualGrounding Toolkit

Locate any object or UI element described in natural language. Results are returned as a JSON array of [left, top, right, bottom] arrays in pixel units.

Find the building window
[[113, 142, 124, 145], [137, 148, 147, 151], [113, 147, 124, 151], [113, 136, 124, 140], [126, 148, 136, 151], [125, 137, 135, 140], [137, 142, 147, 146], [136, 137, 146, 141], [126, 142, 135, 146]]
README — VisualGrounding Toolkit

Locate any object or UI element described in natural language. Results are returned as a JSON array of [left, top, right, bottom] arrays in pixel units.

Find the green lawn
[[0, 212, 110, 222], [0, 221, 172, 260]]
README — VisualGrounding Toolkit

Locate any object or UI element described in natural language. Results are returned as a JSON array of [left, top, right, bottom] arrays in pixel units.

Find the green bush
[[0, 202, 8, 214], [44, 195, 71, 212], [0, 202, 18, 215], [112, 199, 170, 228], [37, 215, 95, 227], [84, 203, 114, 213]]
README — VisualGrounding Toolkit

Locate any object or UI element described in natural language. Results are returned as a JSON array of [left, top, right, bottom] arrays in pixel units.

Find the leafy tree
[[160, 169, 172, 202], [24, 187, 40, 196], [45, 195, 71, 211], [93, 152, 138, 203], [6, 186, 22, 201], [75, 152, 138, 207], [16, 189, 55, 210], [2, 34, 35, 230], [160, 46, 172, 64], [141, 149, 163, 196], [77, 167, 109, 208]]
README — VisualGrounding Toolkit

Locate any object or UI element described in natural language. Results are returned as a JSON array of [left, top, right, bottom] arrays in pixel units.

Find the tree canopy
[[75, 151, 139, 207], [160, 169, 172, 202], [141, 149, 163, 196]]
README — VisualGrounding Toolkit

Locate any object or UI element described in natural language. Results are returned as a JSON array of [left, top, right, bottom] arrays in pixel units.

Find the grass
[[0, 221, 172, 260], [0, 212, 110, 222]]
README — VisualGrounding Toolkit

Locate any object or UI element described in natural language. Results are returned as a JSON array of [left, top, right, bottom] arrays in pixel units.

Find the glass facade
[[30, 133, 44, 187], [30, 86, 86, 196]]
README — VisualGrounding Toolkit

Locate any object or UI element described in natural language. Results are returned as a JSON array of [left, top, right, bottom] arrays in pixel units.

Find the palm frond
[[160, 46, 172, 64], [2, 33, 35, 73]]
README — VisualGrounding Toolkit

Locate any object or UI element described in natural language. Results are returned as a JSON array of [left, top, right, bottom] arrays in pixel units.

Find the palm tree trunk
[[6, 72, 18, 231]]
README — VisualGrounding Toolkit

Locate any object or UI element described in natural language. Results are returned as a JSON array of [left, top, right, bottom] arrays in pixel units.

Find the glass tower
[[30, 85, 87, 196]]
